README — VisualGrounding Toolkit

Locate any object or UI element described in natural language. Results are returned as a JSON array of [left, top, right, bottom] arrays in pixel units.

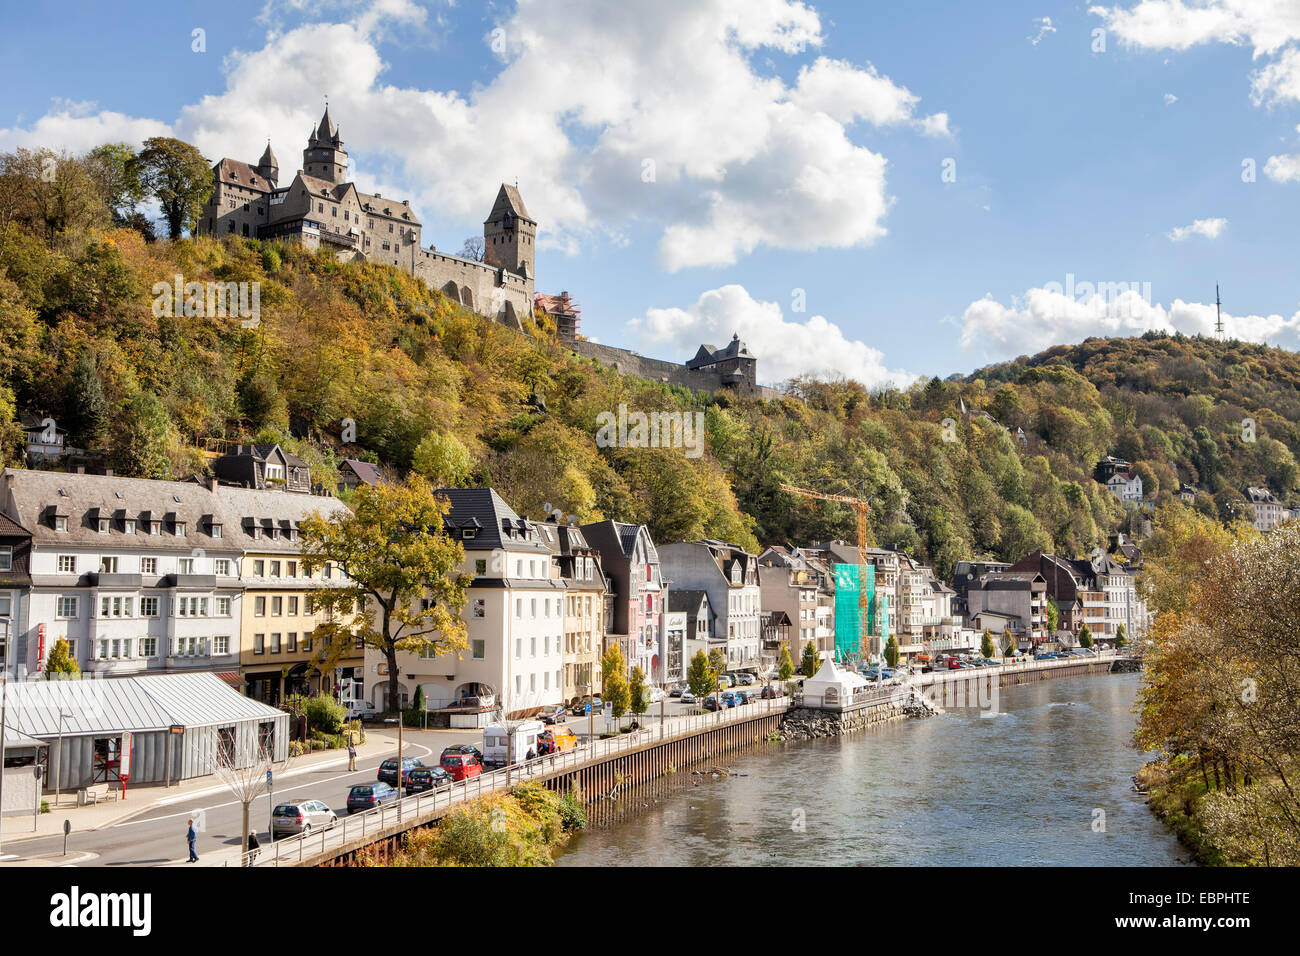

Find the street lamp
[[54, 710, 72, 806]]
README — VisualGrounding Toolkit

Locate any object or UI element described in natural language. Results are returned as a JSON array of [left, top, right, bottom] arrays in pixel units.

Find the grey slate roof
[[435, 488, 553, 554], [3, 672, 285, 738], [214, 485, 349, 554], [340, 459, 384, 485]]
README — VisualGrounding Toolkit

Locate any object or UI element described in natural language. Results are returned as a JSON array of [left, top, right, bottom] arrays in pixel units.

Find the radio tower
[[1215, 283, 1224, 339]]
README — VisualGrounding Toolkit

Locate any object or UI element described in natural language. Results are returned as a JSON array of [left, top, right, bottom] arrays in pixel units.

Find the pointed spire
[[257, 140, 278, 170]]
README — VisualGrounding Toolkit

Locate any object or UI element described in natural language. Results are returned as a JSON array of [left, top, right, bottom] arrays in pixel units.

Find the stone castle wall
[[565, 339, 782, 400], [412, 249, 534, 330]]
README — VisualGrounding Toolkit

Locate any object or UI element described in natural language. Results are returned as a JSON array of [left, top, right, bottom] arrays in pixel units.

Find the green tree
[[686, 650, 716, 699], [980, 628, 995, 659], [777, 644, 795, 680], [884, 635, 900, 669], [708, 648, 727, 683], [86, 142, 145, 228], [1045, 596, 1060, 634], [44, 637, 80, 679], [109, 391, 174, 478], [628, 666, 648, 717], [1115, 624, 1127, 649], [299, 476, 471, 710], [66, 349, 108, 447], [799, 640, 820, 677], [1003, 632, 1017, 658], [1078, 624, 1093, 649], [411, 431, 472, 487], [131, 137, 213, 239], [601, 642, 630, 718]]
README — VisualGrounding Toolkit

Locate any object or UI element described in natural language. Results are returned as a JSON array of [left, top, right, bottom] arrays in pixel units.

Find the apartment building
[[1245, 486, 1288, 533], [368, 488, 565, 715], [0, 470, 244, 678], [757, 546, 821, 663], [548, 516, 607, 705], [581, 520, 665, 682], [659, 540, 761, 673], [966, 570, 1048, 651], [218, 487, 360, 704]]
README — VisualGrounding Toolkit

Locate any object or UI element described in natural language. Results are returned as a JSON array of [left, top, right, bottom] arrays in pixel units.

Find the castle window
[[388, 223, 393, 233], [318, 203, 324, 212]]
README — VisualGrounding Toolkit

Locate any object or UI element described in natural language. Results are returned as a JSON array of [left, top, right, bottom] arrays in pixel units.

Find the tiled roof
[[341, 459, 384, 485], [436, 488, 553, 554], [215, 158, 275, 192]]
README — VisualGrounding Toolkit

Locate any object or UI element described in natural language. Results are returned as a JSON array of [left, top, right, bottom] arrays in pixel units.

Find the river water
[[556, 672, 1190, 866]]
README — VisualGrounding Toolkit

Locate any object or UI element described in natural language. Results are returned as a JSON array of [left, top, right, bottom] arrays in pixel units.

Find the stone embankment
[[780, 692, 921, 740]]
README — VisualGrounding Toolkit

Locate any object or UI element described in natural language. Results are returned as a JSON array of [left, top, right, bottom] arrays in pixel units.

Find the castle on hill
[[197, 106, 536, 328]]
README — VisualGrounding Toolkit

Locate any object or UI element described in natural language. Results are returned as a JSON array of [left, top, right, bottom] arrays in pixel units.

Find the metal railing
[[230, 693, 791, 867]]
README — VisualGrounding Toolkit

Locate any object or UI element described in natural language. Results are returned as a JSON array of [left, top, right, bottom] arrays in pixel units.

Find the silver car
[[271, 800, 337, 838]]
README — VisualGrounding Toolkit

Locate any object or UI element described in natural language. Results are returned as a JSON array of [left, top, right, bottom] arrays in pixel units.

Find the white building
[[367, 488, 565, 715], [1105, 471, 1144, 503], [1245, 486, 1288, 533], [1, 470, 246, 678], [659, 540, 762, 673]]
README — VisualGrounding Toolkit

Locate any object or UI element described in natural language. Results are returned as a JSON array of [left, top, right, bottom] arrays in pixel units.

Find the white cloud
[[0, 0, 948, 273], [1090, 1, 1300, 103], [959, 284, 1300, 361], [629, 284, 914, 389], [0, 99, 171, 154], [1028, 17, 1057, 45], [1167, 216, 1227, 240], [1164, 91, 1179, 104]]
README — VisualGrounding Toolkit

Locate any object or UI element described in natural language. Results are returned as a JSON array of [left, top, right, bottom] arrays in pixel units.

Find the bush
[[304, 695, 347, 736]]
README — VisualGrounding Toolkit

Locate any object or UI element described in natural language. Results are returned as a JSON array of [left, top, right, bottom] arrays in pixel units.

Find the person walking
[[246, 830, 260, 865], [186, 819, 199, 863], [347, 736, 357, 772]]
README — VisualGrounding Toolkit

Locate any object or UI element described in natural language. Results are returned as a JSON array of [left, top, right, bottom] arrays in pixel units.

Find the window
[[0, 547, 12, 572], [271, 633, 282, 653], [141, 557, 157, 575], [58, 555, 76, 574], [516, 638, 522, 659], [270, 561, 281, 577], [123, 519, 136, 534], [179, 558, 194, 574], [97, 516, 109, 533], [215, 597, 231, 616], [141, 597, 159, 617], [173, 521, 186, 536], [100, 557, 118, 573], [57, 596, 79, 618], [253, 560, 265, 576], [471, 639, 485, 659], [214, 559, 230, 576], [214, 636, 230, 656], [475, 559, 487, 575], [254, 634, 265, 654], [304, 594, 315, 615], [288, 596, 298, 615], [55, 516, 68, 532], [472, 598, 485, 619], [287, 633, 297, 652], [287, 561, 298, 577], [272, 596, 283, 616], [140, 638, 157, 658], [530, 637, 537, 657], [303, 632, 313, 652], [254, 596, 266, 617]]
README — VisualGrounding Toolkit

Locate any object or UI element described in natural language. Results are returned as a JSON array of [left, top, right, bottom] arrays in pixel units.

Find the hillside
[[2, 217, 1294, 579]]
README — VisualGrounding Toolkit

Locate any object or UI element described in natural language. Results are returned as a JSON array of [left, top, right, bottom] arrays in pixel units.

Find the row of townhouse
[[0, 469, 363, 702]]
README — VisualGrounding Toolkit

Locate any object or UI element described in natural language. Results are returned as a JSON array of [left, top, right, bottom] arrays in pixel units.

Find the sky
[[3, 0, 1300, 388]]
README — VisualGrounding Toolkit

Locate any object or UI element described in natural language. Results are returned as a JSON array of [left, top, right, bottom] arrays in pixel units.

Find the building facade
[[659, 540, 761, 673]]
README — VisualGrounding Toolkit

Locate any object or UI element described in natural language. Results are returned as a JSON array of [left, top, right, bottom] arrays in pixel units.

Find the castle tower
[[483, 183, 536, 278], [303, 106, 348, 183], [255, 141, 279, 186]]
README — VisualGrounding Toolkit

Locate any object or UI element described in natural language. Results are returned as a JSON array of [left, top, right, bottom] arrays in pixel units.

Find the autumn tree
[[980, 628, 994, 659], [600, 642, 629, 718], [131, 137, 213, 239], [44, 637, 80, 679], [299, 476, 471, 710], [686, 649, 716, 700], [777, 644, 795, 680], [799, 640, 820, 677], [628, 666, 648, 718]]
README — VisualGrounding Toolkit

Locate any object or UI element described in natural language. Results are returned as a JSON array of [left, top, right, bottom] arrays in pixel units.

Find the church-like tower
[[303, 106, 348, 183], [255, 141, 279, 187], [483, 184, 536, 279]]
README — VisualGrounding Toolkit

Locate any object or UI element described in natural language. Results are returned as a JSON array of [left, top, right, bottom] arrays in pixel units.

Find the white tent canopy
[[801, 659, 869, 709]]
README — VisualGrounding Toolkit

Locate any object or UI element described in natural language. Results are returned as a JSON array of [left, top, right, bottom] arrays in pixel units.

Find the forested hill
[[1, 214, 1293, 581]]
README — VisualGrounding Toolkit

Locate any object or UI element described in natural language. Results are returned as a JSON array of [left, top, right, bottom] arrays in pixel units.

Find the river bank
[[556, 672, 1188, 866]]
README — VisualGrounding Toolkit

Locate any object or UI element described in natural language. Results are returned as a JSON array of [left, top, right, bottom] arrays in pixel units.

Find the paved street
[[0, 727, 484, 867]]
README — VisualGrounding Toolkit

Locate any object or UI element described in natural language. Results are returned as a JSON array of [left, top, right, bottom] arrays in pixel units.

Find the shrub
[[304, 695, 347, 736]]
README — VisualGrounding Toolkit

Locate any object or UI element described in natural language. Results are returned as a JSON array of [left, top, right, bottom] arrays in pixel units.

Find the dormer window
[[149, 521, 161, 535], [123, 518, 136, 534], [463, 528, 477, 540]]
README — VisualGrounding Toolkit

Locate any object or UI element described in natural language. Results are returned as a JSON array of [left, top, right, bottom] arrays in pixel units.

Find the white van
[[345, 699, 380, 721], [482, 720, 545, 766]]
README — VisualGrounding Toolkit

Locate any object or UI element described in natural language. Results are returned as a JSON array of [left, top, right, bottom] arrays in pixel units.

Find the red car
[[440, 752, 484, 781]]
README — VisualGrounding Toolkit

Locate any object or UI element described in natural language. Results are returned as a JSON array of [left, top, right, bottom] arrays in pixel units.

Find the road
[[1, 727, 483, 867]]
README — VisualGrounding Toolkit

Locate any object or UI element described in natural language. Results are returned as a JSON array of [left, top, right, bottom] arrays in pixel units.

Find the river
[[555, 672, 1190, 866]]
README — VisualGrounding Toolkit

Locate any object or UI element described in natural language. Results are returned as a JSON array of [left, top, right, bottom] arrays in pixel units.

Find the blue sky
[[4, 0, 1300, 386]]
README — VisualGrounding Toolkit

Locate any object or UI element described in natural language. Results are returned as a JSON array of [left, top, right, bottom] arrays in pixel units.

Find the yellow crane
[[779, 484, 874, 665]]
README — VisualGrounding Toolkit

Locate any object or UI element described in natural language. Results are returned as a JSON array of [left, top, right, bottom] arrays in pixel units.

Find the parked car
[[344, 699, 380, 721], [720, 691, 739, 708], [863, 668, 882, 680], [347, 782, 398, 814], [271, 800, 337, 838], [570, 695, 604, 716], [405, 767, 453, 795], [680, 691, 696, 704], [441, 744, 484, 763], [440, 752, 484, 781], [702, 696, 722, 711], [537, 704, 568, 724], [759, 686, 777, 699], [737, 674, 756, 686], [669, 686, 685, 698], [378, 757, 425, 786]]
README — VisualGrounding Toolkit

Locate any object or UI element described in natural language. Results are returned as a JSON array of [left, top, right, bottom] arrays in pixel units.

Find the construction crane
[[779, 484, 874, 665]]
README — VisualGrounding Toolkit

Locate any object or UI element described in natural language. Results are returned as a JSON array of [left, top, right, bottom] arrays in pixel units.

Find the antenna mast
[[1215, 283, 1224, 338]]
